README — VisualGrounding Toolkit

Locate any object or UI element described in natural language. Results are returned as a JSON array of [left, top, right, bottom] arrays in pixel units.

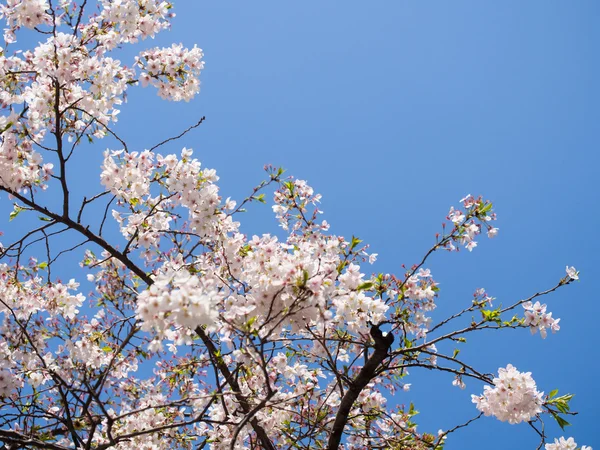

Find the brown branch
[[195, 326, 276, 450], [148, 116, 205, 152], [327, 325, 394, 450]]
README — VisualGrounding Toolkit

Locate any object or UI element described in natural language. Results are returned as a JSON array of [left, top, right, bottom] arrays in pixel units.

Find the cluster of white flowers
[[101, 149, 155, 202], [472, 364, 543, 424], [159, 148, 226, 236], [0, 367, 20, 398], [14, 32, 135, 140], [66, 338, 112, 370], [0, 267, 84, 321], [136, 44, 204, 101], [0, 0, 49, 41], [272, 178, 322, 231], [137, 268, 220, 337], [92, 389, 184, 450], [397, 268, 439, 338], [103, 148, 231, 253], [224, 232, 340, 334], [546, 436, 592, 450], [0, 342, 21, 398], [447, 194, 498, 252], [0, 133, 52, 192], [523, 301, 560, 339], [92, 0, 173, 50]]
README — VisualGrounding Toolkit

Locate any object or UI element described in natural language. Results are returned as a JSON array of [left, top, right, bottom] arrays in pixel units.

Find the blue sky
[[7, 1, 599, 448], [111, 2, 599, 447], [148, 2, 597, 448]]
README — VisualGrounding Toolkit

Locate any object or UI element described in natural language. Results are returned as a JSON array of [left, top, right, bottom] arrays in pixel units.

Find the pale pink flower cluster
[[401, 268, 438, 338], [102, 148, 229, 253], [0, 342, 21, 398], [334, 263, 388, 333], [0, 266, 84, 320], [546, 437, 592, 450], [136, 44, 204, 101], [272, 178, 322, 231], [447, 194, 498, 252], [0, 2, 199, 181], [159, 148, 226, 236], [0, 133, 52, 192], [223, 232, 340, 334], [101, 149, 154, 203], [137, 268, 220, 336], [94, 389, 184, 450], [92, 0, 173, 49], [523, 301, 560, 339], [0, 367, 20, 398], [17, 32, 134, 138], [0, 53, 27, 107], [66, 338, 112, 370], [472, 364, 543, 424], [0, 0, 49, 40], [473, 287, 494, 306]]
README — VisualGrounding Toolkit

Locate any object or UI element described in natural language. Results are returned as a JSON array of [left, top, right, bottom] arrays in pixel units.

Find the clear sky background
[[13, 1, 600, 448]]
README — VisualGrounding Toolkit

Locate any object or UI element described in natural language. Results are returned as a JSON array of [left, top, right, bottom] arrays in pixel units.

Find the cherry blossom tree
[[0, 1, 590, 449]]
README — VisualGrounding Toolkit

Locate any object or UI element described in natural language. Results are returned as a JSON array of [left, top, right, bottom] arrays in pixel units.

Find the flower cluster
[[0, 0, 50, 41], [137, 268, 220, 337], [92, 0, 174, 50], [523, 301, 560, 339], [0, 266, 84, 321], [472, 364, 543, 424], [272, 178, 323, 231], [446, 194, 498, 252], [101, 149, 155, 203], [102, 148, 229, 254], [546, 437, 592, 450], [136, 44, 204, 101], [0, 133, 52, 192], [0, 2, 587, 448], [0, 342, 21, 399]]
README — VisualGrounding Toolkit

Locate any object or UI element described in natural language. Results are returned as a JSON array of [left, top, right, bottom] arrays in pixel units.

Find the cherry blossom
[[0, 1, 587, 449], [472, 364, 543, 424], [546, 436, 592, 450], [566, 266, 579, 280]]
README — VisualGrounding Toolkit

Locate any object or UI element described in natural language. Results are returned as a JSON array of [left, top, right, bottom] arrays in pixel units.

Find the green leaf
[[253, 193, 266, 203], [452, 349, 460, 359], [246, 316, 257, 329], [37, 262, 48, 270], [480, 308, 501, 324], [299, 269, 309, 287], [548, 389, 559, 399], [9, 205, 23, 221], [553, 413, 571, 431], [479, 202, 493, 214], [408, 402, 419, 416], [0, 121, 14, 134], [38, 216, 53, 222], [350, 236, 362, 250], [282, 180, 294, 192], [336, 260, 348, 274], [357, 282, 374, 291]]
